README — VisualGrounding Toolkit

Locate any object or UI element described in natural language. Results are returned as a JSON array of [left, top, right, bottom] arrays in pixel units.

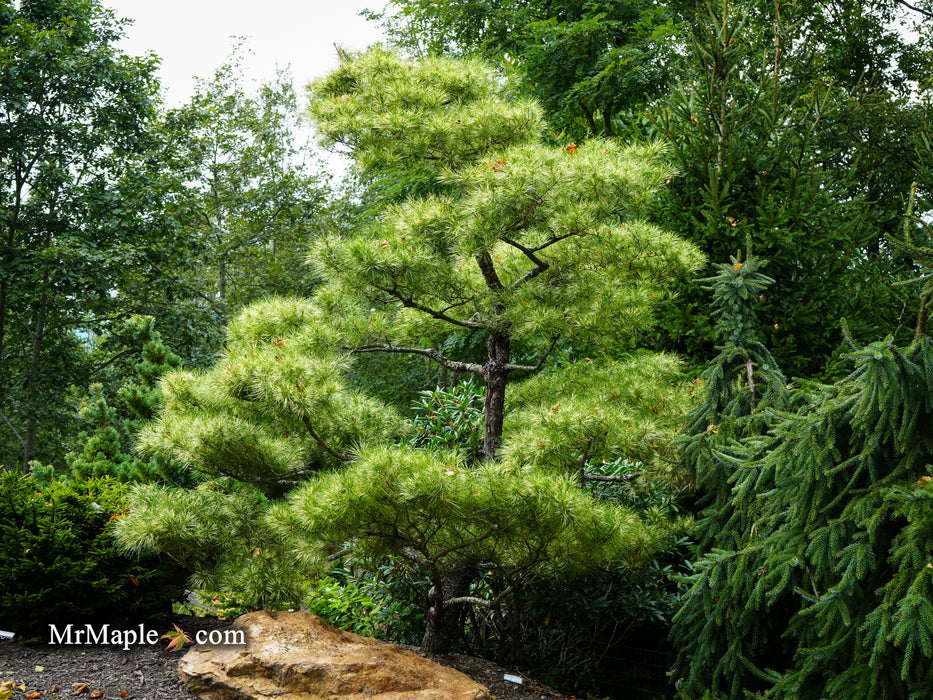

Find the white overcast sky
[[110, 0, 388, 107]]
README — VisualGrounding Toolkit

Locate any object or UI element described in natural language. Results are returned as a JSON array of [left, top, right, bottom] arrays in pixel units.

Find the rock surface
[[178, 610, 492, 699]]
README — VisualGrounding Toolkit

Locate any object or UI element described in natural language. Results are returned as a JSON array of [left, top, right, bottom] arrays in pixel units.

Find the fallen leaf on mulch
[[72, 681, 89, 694]]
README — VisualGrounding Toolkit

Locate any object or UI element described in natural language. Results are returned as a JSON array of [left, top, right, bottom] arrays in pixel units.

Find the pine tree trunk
[[421, 563, 475, 654], [482, 332, 510, 460]]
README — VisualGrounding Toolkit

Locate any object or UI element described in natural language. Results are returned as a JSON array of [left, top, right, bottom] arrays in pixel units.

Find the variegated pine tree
[[116, 50, 704, 654]]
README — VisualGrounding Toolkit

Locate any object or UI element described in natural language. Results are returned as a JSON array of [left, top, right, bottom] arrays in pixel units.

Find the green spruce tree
[[676, 248, 789, 550], [671, 229, 933, 697]]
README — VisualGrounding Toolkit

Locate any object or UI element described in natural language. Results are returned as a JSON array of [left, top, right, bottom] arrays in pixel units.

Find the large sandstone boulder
[[178, 610, 491, 700]]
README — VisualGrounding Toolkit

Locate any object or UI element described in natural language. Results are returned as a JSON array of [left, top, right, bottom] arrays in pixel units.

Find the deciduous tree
[[371, 0, 681, 138], [0, 0, 162, 469], [159, 46, 330, 324]]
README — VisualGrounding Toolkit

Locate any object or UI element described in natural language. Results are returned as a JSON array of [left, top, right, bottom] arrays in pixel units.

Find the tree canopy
[[0, 0, 162, 469], [309, 48, 704, 457]]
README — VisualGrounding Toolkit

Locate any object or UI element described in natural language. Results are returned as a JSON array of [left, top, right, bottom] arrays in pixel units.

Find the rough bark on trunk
[[421, 563, 476, 654], [482, 332, 510, 460]]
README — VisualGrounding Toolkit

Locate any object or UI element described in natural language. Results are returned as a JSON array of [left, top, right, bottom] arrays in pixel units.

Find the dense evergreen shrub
[[409, 381, 485, 463], [0, 474, 184, 641]]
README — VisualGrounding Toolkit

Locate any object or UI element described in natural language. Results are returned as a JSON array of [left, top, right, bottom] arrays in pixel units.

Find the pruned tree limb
[[353, 343, 484, 374], [444, 595, 496, 607], [326, 546, 353, 561]]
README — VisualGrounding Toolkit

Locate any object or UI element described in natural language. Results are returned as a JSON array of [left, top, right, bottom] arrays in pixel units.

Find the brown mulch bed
[[0, 614, 572, 700], [400, 645, 572, 700]]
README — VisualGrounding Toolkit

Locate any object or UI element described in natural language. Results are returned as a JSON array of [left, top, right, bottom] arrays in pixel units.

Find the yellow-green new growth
[[137, 297, 407, 490], [309, 48, 542, 174]]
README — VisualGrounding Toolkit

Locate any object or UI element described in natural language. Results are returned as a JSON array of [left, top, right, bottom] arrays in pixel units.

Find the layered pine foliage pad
[[673, 250, 933, 698]]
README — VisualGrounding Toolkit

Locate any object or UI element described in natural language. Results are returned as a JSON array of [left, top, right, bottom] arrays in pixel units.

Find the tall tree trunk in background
[[22, 267, 50, 470], [2, 170, 26, 470]]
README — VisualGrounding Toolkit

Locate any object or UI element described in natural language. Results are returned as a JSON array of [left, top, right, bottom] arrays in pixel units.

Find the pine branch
[[432, 524, 500, 561], [503, 335, 559, 372], [509, 231, 580, 256], [352, 343, 484, 374], [501, 236, 550, 289], [438, 295, 482, 316], [300, 414, 352, 462], [326, 546, 353, 561], [444, 595, 495, 607], [475, 250, 505, 292], [368, 280, 484, 330], [445, 586, 513, 608]]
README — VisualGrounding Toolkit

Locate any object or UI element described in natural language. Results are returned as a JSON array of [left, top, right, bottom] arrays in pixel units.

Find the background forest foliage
[[2, 0, 933, 697]]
